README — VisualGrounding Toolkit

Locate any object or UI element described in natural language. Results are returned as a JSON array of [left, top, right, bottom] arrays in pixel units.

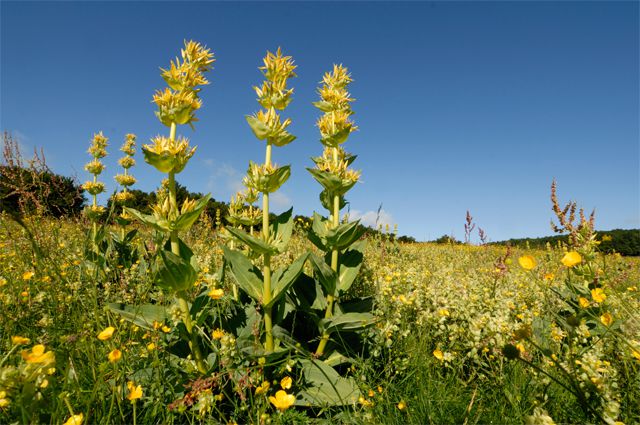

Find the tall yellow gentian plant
[[223, 48, 307, 354], [125, 40, 214, 374]]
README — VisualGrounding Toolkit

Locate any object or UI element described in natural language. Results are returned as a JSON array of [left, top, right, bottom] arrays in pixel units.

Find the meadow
[[1, 41, 639, 424]]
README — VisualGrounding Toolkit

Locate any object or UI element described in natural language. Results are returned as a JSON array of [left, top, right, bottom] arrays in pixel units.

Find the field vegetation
[[1, 41, 638, 425]]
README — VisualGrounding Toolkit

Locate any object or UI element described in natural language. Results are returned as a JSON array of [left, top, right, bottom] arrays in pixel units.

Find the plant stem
[[263, 142, 274, 352], [316, 146, 341, 356], [167, 122, 206, 374]]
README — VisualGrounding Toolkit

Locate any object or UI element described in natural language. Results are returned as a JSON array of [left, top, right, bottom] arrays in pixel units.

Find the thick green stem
[[262, 143, 274, 352], [316, 147, 341, 356], [167, 122, 206, 374]]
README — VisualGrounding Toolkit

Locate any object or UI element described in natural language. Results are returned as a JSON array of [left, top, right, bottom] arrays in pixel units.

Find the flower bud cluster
[[113, 134, 137, 205], [247, 48, 297, 147], [154, 40, 214, 127], [83, 132, 108, 218], [315, 65, 357, 146], [143, 135, 196, 174]]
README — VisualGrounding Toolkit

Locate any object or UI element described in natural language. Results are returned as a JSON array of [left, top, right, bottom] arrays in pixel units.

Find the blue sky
[[1, 1, 638, 242]]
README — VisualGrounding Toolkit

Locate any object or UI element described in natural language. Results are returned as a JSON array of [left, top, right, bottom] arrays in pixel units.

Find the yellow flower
[[438, 309, 450, 317], [280, 376, 292, 390], [63, 413, 84, 425], [518, 255, 536, 270], [269, 390, 295, 411], [600, 313, 613, 327], [22, 271, 35, 280], [0, 391, 10, 408], [561, 252, 582, 267], [212, 329, 225, 340], [21, 344, 55, 366], [146, 342, 156, 351], [108, 349, 122, 363], [433, 349, 444, 361], [208, 288, 224, 299], [632, 350, 640, 361], [255, 381, 270, 396], [591, 288, 607, 303], [11, 336, 30, 345], [397, 400, 406, 410], [578, 297, 590, 308], [97, 326, 115, 341], [127, 381, 143, 401]]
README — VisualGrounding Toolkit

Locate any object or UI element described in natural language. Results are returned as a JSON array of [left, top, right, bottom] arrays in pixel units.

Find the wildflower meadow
[[1, 40, 639, 425]]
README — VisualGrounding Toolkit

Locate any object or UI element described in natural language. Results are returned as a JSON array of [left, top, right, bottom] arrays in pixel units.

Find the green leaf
[[269, 208, 294, 253], [271, 132, 296, 147], [124, 207, 169, 232], [162, 237, 198, 272], [297, 358, 360, 406], [312, 100, 337, 112], [320, 312, 376, 333], [222, 246, 264, 302], [266, 253, 309, 308], [173, 194, 211, 231], [320, 126, 352, 147], [326, 220, 366, 251], [142, 147, 177, 174], [289, 273, 327, 311], [266, 165, 291, 193], [336, 240, 365, 294], [307, 168, 343, 194], [309, 253, 337, 296], [320, 190, 346, 212], [107, 303, 169, 330], [226, 226, 277, 256], [246, 115, 269, 140], [156, 249, 197, 292]]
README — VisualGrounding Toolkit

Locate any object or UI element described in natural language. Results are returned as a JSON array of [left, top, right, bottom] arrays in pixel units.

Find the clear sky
[[1, 1, 638, 242]]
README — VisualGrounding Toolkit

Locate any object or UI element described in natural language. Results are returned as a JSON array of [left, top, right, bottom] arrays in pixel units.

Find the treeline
[[492, 229, 640, 256]]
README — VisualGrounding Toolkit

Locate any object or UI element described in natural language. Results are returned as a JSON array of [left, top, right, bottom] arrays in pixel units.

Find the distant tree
[[433, 234, 460, 245], [1, 132, 85, 217]]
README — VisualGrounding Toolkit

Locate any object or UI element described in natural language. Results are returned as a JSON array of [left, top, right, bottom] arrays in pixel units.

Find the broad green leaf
[[271, 132, 296, 147], [162, 237, 198, 272], [124, 207, 169, 232], [156, 249, 197, 292], [266, 165, 291, 193], [309, 253, 337, 296], [222, 246, 264, 302], [289, 273, 327, 311], [326, 220, 366, 250], [337, 240, 366, 294], [320, 190, 346, 212], [320, 125, 352, 147], [246, 115, 269, 140], [173, 194, 211, 231], [266, 253, 309, 308], [269, 208, 294, 253], [107, 303, 169, 330], [297, 358, 360, 406], [226, 226, 277, 256], [320, 312, 376, 333]]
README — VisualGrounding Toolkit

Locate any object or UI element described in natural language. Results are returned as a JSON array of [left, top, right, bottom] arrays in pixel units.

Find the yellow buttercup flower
[[127, 381, 143, 401], [518, 255, 536, 270], [97, 326, 115, 341], [11, 336, 30, 345], [591, 288, 606, 303], [397, 400, 406, 410], [255, 381, 270, 396], [21, 344, 55, 366], [208, 288, 224, 299], [543, 273, 555, 281], [280, 376, 292, 390], [561, 251, 582, 268], [108, 349, 122, 363], [22, 271, 35, 281], [63, 413, 84, 425], [433, 349, 444, 361], [578, 297, 590, 308], [212, 329, 225, 340], [269, 390, 295, 411], [600, 313, 613, 327]]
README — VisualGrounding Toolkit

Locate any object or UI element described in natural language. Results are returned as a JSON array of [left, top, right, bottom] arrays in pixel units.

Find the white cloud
[[270, 192, 292, 211], [349, 208, 395, 229], [201, 159, 244, 195]]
